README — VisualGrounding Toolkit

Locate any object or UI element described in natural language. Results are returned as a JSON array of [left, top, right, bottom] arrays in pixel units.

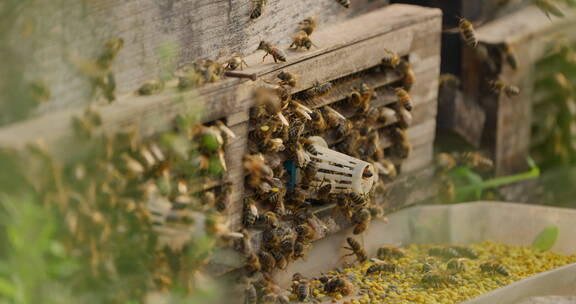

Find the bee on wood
[[388, 127, 411, 159], [489, 80, 520, 98], [289, 100, 314, 120], [244, 282, 257, 304], [137, 79, 164, 96], [480, 262, 509, 276], [382, 48, 401, 68], [257, 41, 287, 63], [277, 71, 298, 87], [428, 247, 460, 259], [322, 106, 346, 128], [226, 53, 248, 70], [377, 246, 405, 260], [250, 0, 267, 19], [399, 60, 415, 91], [349, 84, 372, 112], [499, 43, 518, 70], [290, 31, 315, 51], [366, 262, 397, 275], [452, 246, 478, 259], [299, 17, 318, 35], [458, 18, 478, 48], [395, 87, 413, 111], [336, 119, 353, 137], [295, 224, 316, 242], [343, 237, 367, 263], [259, 250, 276, 273], [324, 277, 353, 296], [245, 253, 261, 276], [335, 0, 350, 8], [458, 151, 494, 172], [446, 258, 466, 274], [352, 208, 371, 235], [243, 198, 259, 227]]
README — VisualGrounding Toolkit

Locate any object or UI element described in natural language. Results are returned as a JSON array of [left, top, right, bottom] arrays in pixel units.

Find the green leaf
[[0, 277, 16, 298], [532, 225, 559, 251]]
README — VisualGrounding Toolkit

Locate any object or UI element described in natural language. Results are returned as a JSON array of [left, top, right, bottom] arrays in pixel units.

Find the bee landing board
[[461, 6, 576, 177]]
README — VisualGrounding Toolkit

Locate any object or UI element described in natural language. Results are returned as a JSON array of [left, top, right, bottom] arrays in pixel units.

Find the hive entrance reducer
[[304, 136, 377, 198]]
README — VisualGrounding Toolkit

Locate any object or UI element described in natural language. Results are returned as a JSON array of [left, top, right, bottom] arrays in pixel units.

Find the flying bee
[[480, 262, 509, 276], [245, 253, 261, 276], [335, 0, 350, 8], [243, 198, 259, 227], [382, 48, 401, 68], [290, 31, 315, 50], [399, 60, 415, 91], [277, 71, 298, 87], [244, 282, 257, 304], [299, 17, 317, 35], [250, 0, 267, 19], [435, 153, 457, 173], [366, 262, 397, 275], [377, 246, 405, 260], [324, 277, 353, 296], [343, 237, 367, 263], [259, 250, 276, 273], [137, 79, 164, 96], [446, 258, 466, 274], [226, 53, 248, 70], [261, 211, 280, 228], [352, 208, 371, 235], [243, 153, 274, 188], [458, 18, 478, 48], [257, 41, 287, 63], [489, 80, 520, 98], [394, 87, 413, 111], [458, 151, 494, 172]]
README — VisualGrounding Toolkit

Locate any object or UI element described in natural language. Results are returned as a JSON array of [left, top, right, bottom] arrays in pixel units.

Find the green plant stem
[[457, 166, 540, 194]]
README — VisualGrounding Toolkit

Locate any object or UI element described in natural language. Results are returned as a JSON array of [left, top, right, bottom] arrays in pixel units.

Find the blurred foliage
[[0, 108, 231, 303], [532, 225, 559, 251]]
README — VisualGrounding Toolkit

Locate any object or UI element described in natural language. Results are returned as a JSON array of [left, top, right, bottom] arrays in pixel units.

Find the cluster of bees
[[239, 33, 418, 303]]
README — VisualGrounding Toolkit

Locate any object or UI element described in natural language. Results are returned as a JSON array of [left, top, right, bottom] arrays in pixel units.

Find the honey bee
[[458, 18, 478, 48], [243, 154, 274, 188], [295, 224, 316, 242], [226, 53, 248, 70], [438, 175, 456, 203], [277, 71, 298, 87], [243, 198, 259, 227], [262, 138, 285, 153], [395, 104, 413, 130], [421, 271, 457, 288], [366, 262, 397, 275], [348, 192, 366, 208], [259, 250, 277, 273], [257, 41, 287, 63], [322, 106, 347, 128], [295, 281, 310, 301], [309, 110, 328, 134], [377, 107, 397, 125], [137, 79, 164, 96], [324, 277, 353, 296], [435, 153, 456, 173], [388, 127, 411, 159], [480, 262, 509, 276], [261, 211, 280, 228], [335, 0, 350, 8], [399, 60, 415, 91], [244, 282, 258, 304], [489, 80, 520, 98], [293, 240, 309, 260], [300, 138, 318, 155], [458, 151, 494, 172], [377, 246, 405, 260], [250, 0, 267, 19], [299, 17, 317, 35], [268, 186, 287, 215], [290, 31, 315, 51], [316, 179, 335, 201], [452, 246, 478, 259], [352, 208, 371, 235], [428, 247, 460, 259], [245, 253, 262, 276], [343, 237, 367, 263], [336, 119, 353, 137], [394, 87, 413, 111], [446, 258, 466, 274], [382, 48, 401, 68]]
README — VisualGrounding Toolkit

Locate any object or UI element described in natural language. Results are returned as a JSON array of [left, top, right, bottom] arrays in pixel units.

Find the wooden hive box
[[461, 6, 576, 177], [0, 4, 442, 276]]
